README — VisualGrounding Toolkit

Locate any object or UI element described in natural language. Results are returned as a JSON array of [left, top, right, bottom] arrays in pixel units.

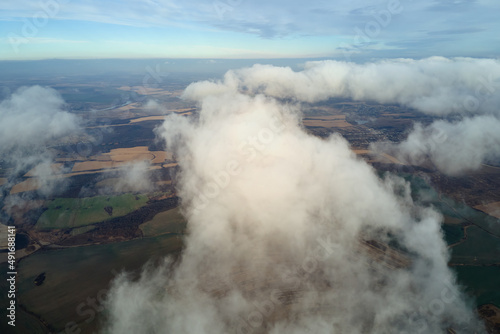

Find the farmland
[[36, 194, 149, 229], [1, 76, 500, 333], [16, 233, 183, 333]]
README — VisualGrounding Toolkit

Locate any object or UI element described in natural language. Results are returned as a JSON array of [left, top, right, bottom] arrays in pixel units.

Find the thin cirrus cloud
[[0, 0, 499, 59]]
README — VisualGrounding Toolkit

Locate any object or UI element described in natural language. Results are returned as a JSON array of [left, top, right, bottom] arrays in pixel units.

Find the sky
[[0, 0, 499, 60]]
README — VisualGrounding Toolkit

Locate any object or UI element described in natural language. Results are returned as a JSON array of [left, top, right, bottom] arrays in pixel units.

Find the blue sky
[[0, 0, 499, 60]]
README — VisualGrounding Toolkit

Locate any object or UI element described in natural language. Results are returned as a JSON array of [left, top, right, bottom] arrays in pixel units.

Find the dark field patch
[[17, 233, 183, 333], [454, 266, 500, 309]]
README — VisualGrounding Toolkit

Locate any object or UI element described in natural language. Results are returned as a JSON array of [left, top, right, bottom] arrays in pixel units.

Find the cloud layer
[[184, 56, 500, 174], [189, 56, 499, 116], [103, 69, 485, 333]]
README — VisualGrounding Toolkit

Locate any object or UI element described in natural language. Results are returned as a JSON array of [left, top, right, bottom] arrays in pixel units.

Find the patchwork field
[[9, 146, 173, 194], [72, 146, 169, 173], [36, 194, 149, 229], [2, 81, 499, 333]]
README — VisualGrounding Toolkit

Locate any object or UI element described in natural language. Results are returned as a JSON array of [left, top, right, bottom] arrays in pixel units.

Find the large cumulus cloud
[[103, 69, 485, 333]]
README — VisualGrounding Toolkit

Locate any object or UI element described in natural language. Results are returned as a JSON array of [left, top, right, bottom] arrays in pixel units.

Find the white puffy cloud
[[202, 57, 500, 116], [0, 85, 81, 153], [184, 57, 500, 174], [113, 160, 154, 193], [103, 74, 485, 333], [144, 99, 162, 112], [372, 116, 500, 175], [0, 85, 82, 196]]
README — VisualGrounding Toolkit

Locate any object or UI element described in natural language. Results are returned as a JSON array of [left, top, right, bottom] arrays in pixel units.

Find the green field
[[454, 266, 500, 308], [17, 233, 183, 333], [37, 194, 149, 229], [450, 226, 500, 265], [139, 207, 187, 237]]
